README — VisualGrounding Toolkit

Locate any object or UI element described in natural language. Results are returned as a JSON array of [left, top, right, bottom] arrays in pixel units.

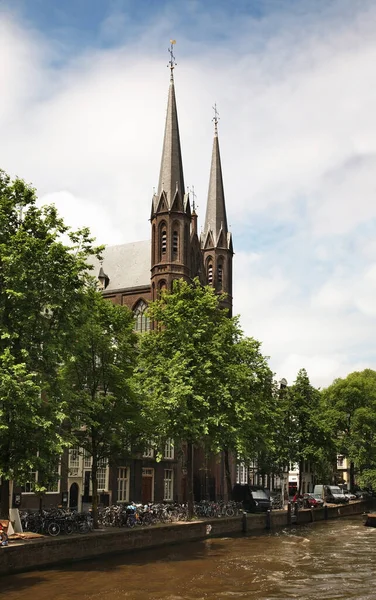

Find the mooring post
[[310, 508, 314, 522], [265, 509, 271, 530], [295, 502, 299, 523], [242, 511, 247, 533], [324, 504, 328, 520], [287, 501, 292, 525]]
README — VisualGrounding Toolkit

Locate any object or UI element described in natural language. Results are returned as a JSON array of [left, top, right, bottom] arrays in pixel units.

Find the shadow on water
[[0, 575, 47, 593], [0, 535, 232, 594]]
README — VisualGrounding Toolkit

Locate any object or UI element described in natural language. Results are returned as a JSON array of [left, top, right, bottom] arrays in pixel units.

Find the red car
[[303, 493, 324, 508]]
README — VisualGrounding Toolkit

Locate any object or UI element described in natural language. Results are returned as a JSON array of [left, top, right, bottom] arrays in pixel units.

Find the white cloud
[[1, 2, 376, 387]]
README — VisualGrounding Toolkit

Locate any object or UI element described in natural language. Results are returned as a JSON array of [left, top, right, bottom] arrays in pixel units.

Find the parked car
[[343, 492, 357, 501], [232, 484, 272, 513], [325, 486, 349, 504], [313, 484, 349, 504], [303, 493, 324, 508], [354, 488, 375, 499]]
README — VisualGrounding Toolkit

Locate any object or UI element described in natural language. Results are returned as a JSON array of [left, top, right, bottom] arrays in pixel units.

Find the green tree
[[213, 336, 277, 496], [136, 279, 242, 516], [0, 169, 99, 517], [287, 368, 333, 493], [61, 288, 139, 527], [322, 369, 376, 490]]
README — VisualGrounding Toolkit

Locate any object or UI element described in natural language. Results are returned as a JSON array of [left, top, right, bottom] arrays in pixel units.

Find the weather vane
[[168, 40, 177, 78], [212, 103, 220, 135]]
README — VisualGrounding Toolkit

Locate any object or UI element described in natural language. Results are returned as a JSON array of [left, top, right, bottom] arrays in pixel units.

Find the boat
[[363, 513, 376, 527]]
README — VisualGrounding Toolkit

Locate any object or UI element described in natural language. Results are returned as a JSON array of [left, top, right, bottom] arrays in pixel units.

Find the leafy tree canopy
[[322, 369, 376, 488], [0, 169, 100, 516], [61, 288, 140, 526]]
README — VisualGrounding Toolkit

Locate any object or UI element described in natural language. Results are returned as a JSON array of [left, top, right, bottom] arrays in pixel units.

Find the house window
[[97, 468, 107, 491], [84, 450, 92, 469], [337, 456, 344, 468], [117, 467, 129, 502], [21, 470, 38, 493], [172, 231, 178, 257], [143, 445, 154, 458], [164, 469, 174, 501], [69, 447, 80, 469], [46, 460, 61, 493], [134, 300, 150, 333], [164, 439, 174, 459], [21, 458, 61, 494], [208, 263, 213, 285], [97, 458, 108, 491], [161, 230, 167, 255], [236, 463, 248, 485]]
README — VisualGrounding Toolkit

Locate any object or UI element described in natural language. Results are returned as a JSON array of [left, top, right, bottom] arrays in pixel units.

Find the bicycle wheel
[[48, 521, 61, 536], [226, 507, 235, 517], [141, 513, 153, 526], [126, 516, 136, 528], [78, 520, 90, 534], [64, 521, 75, 535]]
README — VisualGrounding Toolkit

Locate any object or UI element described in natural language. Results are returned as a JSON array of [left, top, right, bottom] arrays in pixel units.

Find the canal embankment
[[0, 500, 370, 577]]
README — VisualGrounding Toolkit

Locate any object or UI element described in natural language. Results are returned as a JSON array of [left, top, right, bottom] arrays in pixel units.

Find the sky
[[1, 0, 376, 388]]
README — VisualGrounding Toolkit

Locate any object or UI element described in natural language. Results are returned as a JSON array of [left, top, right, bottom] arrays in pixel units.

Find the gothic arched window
[[134, 300, 150, 333], [217, 262, 223, 288], [172, 230, 179, 259], [161, 229, 167, 256], [152, 224, 156, 265], [207, 262, 213, 285]]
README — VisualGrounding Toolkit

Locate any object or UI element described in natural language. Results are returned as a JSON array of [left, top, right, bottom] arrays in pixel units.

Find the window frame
[[117, 467, 130, 503], [164, 439, 174, 460], [163, 469, 174, 501]]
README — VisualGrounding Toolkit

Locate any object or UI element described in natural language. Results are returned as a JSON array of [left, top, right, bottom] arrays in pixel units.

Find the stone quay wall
[[0, 500, 369, 577]]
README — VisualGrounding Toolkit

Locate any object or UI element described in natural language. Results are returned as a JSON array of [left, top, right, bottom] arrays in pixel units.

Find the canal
[[1, 516, 375, 599]]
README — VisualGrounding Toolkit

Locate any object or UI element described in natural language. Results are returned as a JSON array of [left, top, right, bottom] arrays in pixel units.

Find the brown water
[[2, 517, 376, 600]]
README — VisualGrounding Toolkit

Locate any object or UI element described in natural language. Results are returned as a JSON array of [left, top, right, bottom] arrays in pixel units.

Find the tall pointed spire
[[155, 41, 185, 209], [203, 105, 229, 247]]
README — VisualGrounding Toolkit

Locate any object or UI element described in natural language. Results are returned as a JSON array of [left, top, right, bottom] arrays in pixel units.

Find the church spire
[[155, 41, 185, 210], [203, 104, 229, 247]]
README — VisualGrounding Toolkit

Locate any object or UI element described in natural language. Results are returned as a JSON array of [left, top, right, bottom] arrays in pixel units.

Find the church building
[[90, 49, 234, 507], [16, 48, 235, 511]]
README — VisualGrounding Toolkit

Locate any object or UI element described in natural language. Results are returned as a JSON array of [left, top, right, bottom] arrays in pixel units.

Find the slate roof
[[152, 73, 185, 212], [202, 131, 229, 247], [88, 240, 151, 292]]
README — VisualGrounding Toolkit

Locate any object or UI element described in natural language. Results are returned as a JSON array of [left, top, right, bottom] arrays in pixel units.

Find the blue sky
[[1, 0, 376, 386]]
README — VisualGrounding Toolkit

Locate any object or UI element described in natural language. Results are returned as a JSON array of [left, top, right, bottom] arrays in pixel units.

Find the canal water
[[1, 517, 375, 600]]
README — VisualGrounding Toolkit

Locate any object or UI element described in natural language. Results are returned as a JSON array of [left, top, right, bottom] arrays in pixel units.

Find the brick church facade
[[16, 58, 235, 511]]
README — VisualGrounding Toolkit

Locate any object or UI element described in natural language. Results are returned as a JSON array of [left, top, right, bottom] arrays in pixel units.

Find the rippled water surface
[[2, 517, 376, 600]]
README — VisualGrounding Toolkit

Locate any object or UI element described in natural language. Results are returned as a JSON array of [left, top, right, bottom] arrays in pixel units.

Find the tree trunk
[[0, 479, 10, 519], [298, 458, 304, 494], [91, 455, 99, 529], [350, 461, 355, 491], [224, 448, 233, 500], [187, 441, 194, 519]]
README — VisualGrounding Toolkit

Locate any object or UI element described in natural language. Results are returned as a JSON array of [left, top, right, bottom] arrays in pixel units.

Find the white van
[[314, 484, 348, 504]]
